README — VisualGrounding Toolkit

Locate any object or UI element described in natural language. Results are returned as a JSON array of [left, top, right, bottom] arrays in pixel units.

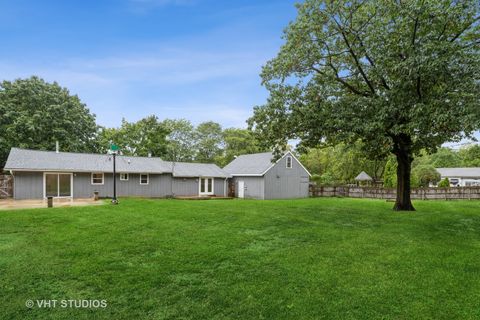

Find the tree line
[[301, 144, 480, 188], [1, 76, 478, 182], [0, 77, 265, 168]]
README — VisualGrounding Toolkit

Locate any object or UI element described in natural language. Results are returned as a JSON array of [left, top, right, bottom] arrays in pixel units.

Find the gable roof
[[223, 151, 311, 176], [4, 148, 230, 177], [436, 168, 480, 178], [354, 171, 373, 181], [168, 161, 231, 178], [223, 152, 276, 176]]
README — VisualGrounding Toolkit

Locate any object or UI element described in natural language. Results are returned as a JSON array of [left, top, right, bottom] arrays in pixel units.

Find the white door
[[238, 181, 245, 198], [199, 177, 214, 195]]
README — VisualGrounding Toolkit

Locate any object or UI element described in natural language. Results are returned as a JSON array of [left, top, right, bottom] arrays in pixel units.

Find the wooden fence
[[0, 175, 13, 198], [309, 185, 480, 200]]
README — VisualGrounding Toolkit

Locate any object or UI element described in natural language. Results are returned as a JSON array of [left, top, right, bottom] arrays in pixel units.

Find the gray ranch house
[[223, 151, 311, 199], [4, 148, 230, 200], [4, 148, 310, 200]]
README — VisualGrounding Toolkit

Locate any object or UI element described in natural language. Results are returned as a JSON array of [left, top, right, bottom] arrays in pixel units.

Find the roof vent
[[55, 141, 59, 153], [148, 152, 152, 158]]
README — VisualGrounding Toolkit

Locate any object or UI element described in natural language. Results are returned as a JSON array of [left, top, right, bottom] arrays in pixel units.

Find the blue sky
[[0, 0, 298, 128]]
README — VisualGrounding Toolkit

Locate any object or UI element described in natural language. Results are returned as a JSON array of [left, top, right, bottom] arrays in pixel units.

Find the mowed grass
[[1, 198, 480, 320]]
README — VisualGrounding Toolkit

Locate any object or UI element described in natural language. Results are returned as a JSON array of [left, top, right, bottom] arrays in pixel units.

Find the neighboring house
[[4, 148, 230, 200], [223, 151, 311, 199], [436, 168, 480, 186]]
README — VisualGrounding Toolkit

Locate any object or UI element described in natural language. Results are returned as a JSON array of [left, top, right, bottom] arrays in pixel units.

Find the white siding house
[[436, 168, 480, 186]]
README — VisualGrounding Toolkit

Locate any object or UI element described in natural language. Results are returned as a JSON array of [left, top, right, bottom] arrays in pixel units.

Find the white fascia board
[[7, 168, 166, 174], [259, 151, 312, 177]]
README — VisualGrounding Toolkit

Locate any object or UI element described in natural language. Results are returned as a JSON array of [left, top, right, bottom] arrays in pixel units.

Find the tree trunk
[[393, 137, 415, 211]]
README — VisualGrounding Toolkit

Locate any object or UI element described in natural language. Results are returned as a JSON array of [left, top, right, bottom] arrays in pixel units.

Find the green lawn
[[1, 198, 480, 319]]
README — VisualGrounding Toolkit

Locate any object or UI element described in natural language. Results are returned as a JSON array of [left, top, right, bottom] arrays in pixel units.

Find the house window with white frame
[[120, 173, 129, 181], [91, 173, 104, 185], [286, 156, 293, 169], [140, 174, 149, 185]]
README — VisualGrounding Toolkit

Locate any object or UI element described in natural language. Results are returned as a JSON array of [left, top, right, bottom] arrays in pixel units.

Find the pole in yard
[[110, 144, 119, 205]]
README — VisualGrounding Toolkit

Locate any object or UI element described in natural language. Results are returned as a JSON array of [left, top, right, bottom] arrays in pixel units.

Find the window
[[91, 173, 104, 185], [140, 174, 149, 185], [120, 173, 129, 181], [286, 156, 293, 169]]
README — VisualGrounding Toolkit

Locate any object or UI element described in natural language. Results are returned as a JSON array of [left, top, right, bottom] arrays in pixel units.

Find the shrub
[[412, 165, 441, 187], [438, 178, 450, 188]]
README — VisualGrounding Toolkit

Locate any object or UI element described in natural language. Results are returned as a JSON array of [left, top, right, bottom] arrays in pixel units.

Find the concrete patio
[[0, 198, 105, 210]]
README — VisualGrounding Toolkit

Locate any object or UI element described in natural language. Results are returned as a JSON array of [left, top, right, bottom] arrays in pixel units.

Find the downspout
[[224, 177, 228, 197], [9, 170, 14, 199]]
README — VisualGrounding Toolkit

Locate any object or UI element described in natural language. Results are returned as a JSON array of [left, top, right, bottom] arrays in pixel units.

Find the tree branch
[[332, 16, 377, 95], [411, 17, 419, 47], [450, 15, 480, 42], [311, 65, 370, 97]]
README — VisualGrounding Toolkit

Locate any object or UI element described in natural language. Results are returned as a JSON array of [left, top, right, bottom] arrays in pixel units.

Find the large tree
[[161, 119, 196, 162], [219, 128, 265, 167], [195, 121, 223, 163], [248, 0, 480, 210], [0, 76, 98, 168], [98, 115, 169, 157]]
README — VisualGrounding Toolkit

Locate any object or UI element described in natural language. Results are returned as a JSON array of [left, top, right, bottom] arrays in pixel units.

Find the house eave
[[6, 168, 167, 174]]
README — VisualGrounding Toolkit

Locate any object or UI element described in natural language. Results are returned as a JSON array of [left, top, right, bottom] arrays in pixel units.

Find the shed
[[223, 151, 311, 199]]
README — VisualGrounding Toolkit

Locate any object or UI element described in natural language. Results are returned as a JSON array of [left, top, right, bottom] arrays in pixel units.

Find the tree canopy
[[0, 76, 98, 167], [97, 115, 169, 157], [249, 0, 480, 210]]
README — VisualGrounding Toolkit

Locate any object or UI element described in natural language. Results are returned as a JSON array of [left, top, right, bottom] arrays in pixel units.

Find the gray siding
[[12, 172, 228, 200], [13, 171, 43, 200], [172, 177, 227, 196], [73, 173, 172, 198], [263, 155, 309, 199], [172, 178, 198, 196], [233, 176, 265, 199], [214, 178, 227, 196]]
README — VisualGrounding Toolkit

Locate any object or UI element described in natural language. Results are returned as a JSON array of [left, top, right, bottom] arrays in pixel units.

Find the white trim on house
[[91, 172, 104, 185], [286, 152, 312, 176], [198, 177, 214, 195], [120, 173, 129, 181], [43, 172, 73, 199], [139, 173, 149, 185], [286, 156, 293, 169]]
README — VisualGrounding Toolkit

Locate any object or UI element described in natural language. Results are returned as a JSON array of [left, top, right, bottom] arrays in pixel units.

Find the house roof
[[354, 171, 373, 181], [168, 161, 231, 178], [4, 148, 230, 177], [223, 152, 277, 176], [223, 151, 311, 177], [436, 167, 480, 178]]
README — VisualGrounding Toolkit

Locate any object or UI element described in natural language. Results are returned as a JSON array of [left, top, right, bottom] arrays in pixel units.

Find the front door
[[45, 173, 72, 198], [199, 177, 214, 195], [238, 180, 245, 198]]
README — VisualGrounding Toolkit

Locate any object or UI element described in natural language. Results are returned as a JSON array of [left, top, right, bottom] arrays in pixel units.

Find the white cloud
[[0, 45, 269, 128]]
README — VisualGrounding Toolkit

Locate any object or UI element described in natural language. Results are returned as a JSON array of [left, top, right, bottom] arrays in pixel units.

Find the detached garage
[[223, 151, 311, 200]]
